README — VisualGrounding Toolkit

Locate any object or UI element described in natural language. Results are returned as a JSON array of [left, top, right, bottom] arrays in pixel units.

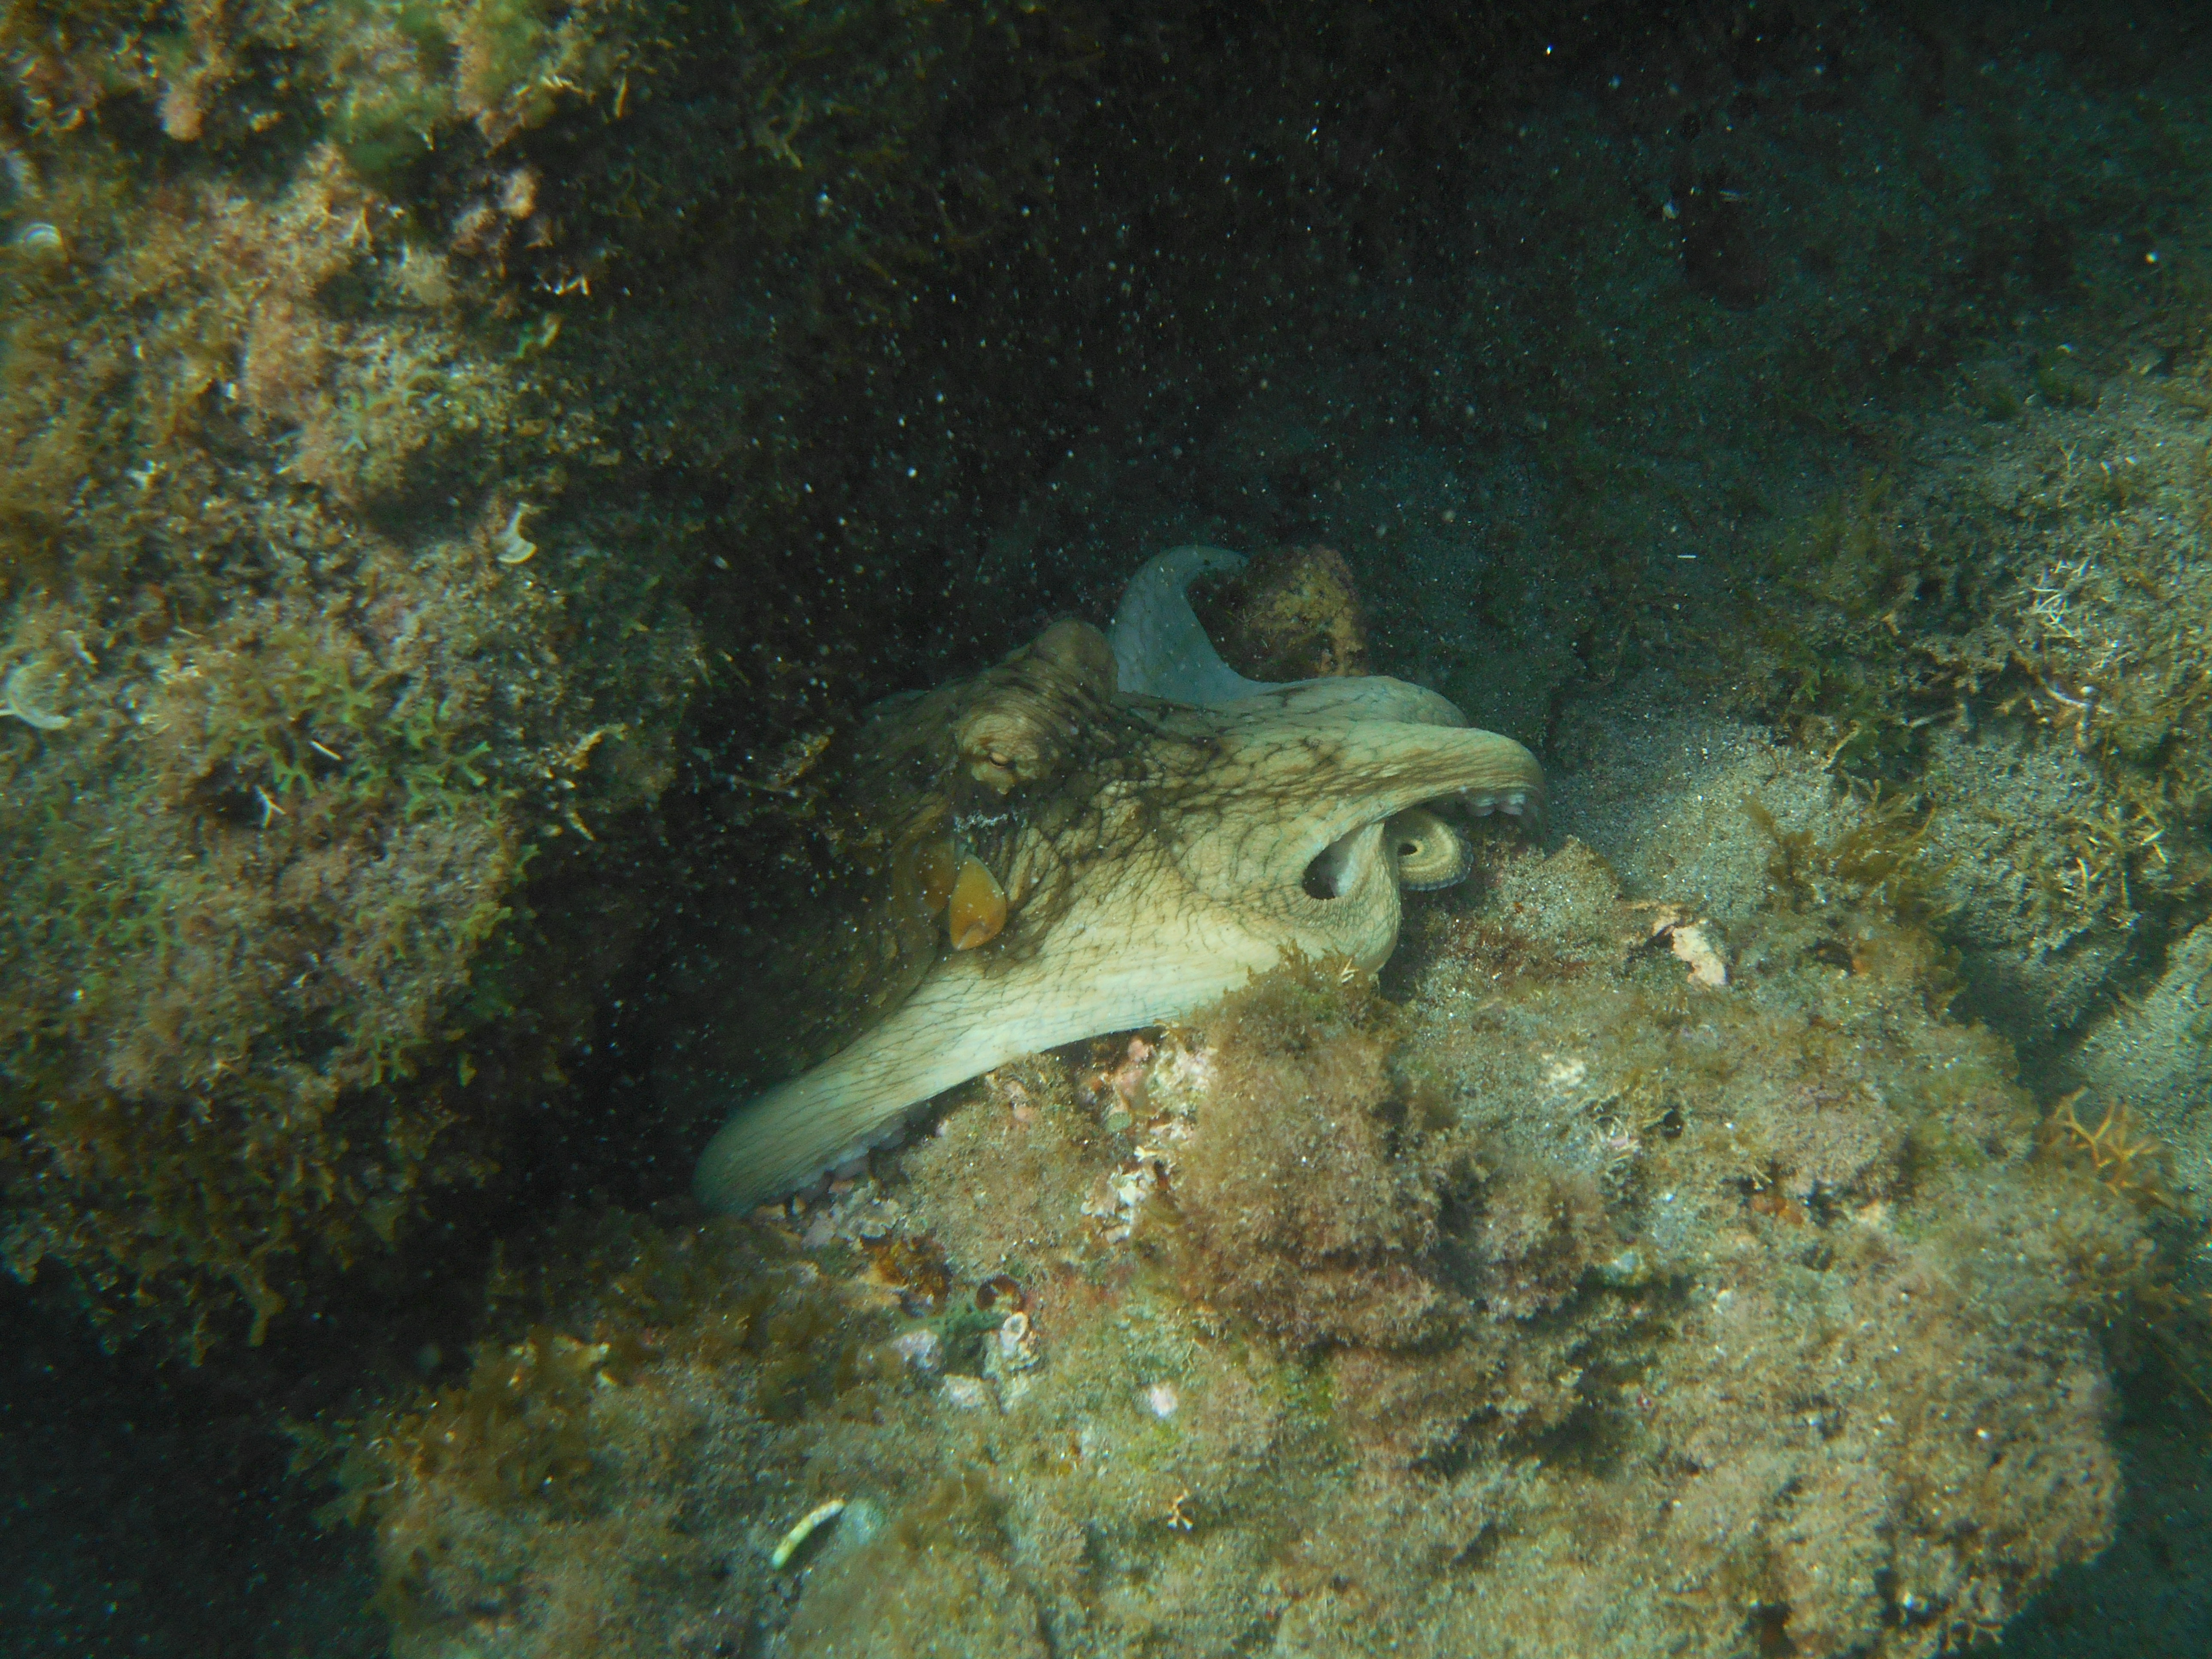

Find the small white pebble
[[1, 662, 70, 731], [1143, 1382, 1179, 1419], [940, 1373, 995, 1411], [493, 502, 538, 564], [892, 1329, 942, 1375]]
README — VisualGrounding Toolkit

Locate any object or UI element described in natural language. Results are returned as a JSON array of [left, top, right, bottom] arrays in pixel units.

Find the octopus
[[692, 546, 1544, 1213]]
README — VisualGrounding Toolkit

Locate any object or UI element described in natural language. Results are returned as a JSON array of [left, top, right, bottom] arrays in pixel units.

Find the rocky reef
[[0, 120, 697, 1350], [0, 0, 1144, 1352], [328, 809, 2151, 1659], [3, 0, 2210, 1653]]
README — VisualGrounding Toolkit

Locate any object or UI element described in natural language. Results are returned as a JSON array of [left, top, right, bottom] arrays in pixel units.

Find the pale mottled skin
[[695, 551, 1543, 1214]]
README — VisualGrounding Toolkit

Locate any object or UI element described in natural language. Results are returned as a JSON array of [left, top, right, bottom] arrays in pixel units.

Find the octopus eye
[[948, 857, 1008, 949]]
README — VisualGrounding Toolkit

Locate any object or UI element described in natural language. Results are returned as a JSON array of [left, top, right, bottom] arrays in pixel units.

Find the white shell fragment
[[1, 662, 71, 730], [1664, 919, 1729, 988], [981, 1310, 1045, 1407], [993, 1311, 1043, 1373], [1641, 904, 1730, 988], [494, 502, 539, 565], [891, 1328, 943, 1375], [769, 1497, 847, 1569]]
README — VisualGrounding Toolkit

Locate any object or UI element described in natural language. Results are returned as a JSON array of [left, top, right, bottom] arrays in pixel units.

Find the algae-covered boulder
[[0, 0, 1097, 1355], [0, 133, 695, 1352]]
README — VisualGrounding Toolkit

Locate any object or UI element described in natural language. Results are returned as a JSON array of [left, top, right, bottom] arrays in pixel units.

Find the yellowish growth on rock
[[2045, 1090, 2171, 1207]]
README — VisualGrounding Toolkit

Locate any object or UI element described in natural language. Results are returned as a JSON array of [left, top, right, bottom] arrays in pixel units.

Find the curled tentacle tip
[[1389, 807, 1474, 891]]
